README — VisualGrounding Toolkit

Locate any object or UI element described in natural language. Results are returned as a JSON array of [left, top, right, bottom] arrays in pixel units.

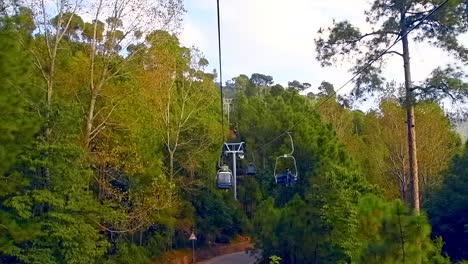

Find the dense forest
[[1, 0, 467, 263]]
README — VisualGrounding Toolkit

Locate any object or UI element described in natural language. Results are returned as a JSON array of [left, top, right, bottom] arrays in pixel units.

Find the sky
[[179, 0, 466, 102]]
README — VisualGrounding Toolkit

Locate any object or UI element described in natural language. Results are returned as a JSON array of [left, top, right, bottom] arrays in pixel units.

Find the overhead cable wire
[[251, 0, 451, 154], [217, 0, 225, 142]]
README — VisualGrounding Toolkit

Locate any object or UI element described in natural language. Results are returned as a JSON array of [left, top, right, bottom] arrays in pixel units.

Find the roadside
[[154, 236, 253, 264], [197, 251, 259, 264]]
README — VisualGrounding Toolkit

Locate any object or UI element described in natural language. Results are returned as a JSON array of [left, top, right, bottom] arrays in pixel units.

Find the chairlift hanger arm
[[286, 132, 294, 156], [224, 142, 245, 154]]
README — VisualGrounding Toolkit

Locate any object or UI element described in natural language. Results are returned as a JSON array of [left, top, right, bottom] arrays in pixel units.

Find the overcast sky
[[179, 0, 465, 100]]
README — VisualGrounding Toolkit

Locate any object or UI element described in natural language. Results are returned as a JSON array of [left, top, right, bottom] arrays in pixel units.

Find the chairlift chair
[[273, 132, 298, 186], [273, 154, 298, 186]]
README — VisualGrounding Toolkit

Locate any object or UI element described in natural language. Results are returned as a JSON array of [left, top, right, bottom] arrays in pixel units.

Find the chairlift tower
[[223, 142, 244, 200]]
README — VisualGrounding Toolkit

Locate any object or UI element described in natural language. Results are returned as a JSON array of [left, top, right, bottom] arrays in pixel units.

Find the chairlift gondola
[[216, 147, 233, 189], [246, 162, 257, 176], [217, 165, 232, 189]]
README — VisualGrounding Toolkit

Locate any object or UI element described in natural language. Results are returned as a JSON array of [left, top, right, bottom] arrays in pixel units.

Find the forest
[[0, 0, 467, 263]]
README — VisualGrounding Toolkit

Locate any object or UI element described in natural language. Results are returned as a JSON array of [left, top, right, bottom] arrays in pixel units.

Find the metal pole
[[227, 102, 230, 127], [232, 153, 237, 200], [192, 240, 195, 263]]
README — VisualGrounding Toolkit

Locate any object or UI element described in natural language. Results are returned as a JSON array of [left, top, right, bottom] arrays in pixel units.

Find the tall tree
[[315, 0, 468, 213], [247, 73, 274, 96], [287, 80, 311, 92], [82, 0, 185, 149], [138, 31, 222, 181], [27, 0, 83, 137]]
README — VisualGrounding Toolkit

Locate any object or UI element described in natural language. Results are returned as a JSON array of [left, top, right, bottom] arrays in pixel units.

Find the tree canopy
[[0, 1, 467, 263]]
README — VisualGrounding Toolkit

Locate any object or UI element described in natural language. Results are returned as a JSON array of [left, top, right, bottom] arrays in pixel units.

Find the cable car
[[246, 162, 257, 176], [217, 165, 232, 189]]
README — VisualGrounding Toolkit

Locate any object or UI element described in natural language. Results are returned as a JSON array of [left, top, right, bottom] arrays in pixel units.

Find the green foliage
[[427, 142, 468, 262], [316, 96, 460, 203], [1, 136, 111, 264], [420, 65, 468, 120], [1, 1, 465, 263], [0, 14, 41, 263], [234, 90, 374, 263], [104, 240, 151, 264], [0, 1, 222, 263], [145, 230, 174, 258], [353, 194, 450, 264], [189, 187, 248, 245], [269, 255, 282, 264], [0, 15, 40, 175], [238, 176, 263, 219], [51, 13, 84, 41]]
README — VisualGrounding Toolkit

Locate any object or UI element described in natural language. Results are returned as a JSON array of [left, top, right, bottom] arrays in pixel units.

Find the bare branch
[[343, 30, 400, 47], [89, 103, 118, 140], [385, 50, 404, 57]]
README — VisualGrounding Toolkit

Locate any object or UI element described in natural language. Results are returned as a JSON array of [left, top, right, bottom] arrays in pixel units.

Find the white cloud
[[180, 0, 467, 101]]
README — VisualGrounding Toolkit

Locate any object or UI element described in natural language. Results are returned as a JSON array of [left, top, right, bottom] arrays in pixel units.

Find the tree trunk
[[85, 91, 98, 148], [45, 77, 53, 139], [401, 12, 420, 214], [397, 204, 406, 262], [139, 230, 143, 246], [169, 150, 175, 181]]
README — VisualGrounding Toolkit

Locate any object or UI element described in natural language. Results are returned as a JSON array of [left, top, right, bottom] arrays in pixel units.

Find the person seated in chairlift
[[283, 168, 294, 185], [284, 168, 293, 186]]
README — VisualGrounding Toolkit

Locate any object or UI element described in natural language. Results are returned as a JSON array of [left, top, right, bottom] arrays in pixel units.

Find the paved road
[[198, 251, 258, 264]]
